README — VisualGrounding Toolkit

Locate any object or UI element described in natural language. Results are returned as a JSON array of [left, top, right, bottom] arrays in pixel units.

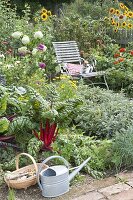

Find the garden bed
[[0, 174, 93, 200]]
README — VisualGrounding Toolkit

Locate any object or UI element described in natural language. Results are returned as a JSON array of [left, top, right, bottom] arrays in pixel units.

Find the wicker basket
[[4, 153, 48, 189]]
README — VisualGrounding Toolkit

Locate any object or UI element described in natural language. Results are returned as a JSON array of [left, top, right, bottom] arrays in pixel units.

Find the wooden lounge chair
[[53, 41, 109, 89]]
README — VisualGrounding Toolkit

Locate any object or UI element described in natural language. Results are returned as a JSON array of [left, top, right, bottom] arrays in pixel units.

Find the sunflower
[[109, 8, 115, 14], [119, 3, 124, 9], [116, 22, 120, 27], [114, 28, 118, 33], [115, 9, 120, 16], [110, 17, 113, 21], [124, 6, 129, 11], [41, 13, 48, 21], [123, 11, 128, 16], [122, 21, 126, 27], [47, 11, 52, 16], [112, 21, 116, 26], [127, 11, 133, 18], [41, 8, 47, 14], [128, 23, 132, 29]]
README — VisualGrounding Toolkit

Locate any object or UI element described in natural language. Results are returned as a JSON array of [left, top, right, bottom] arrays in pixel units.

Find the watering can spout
[[69, 157, 91, 182]]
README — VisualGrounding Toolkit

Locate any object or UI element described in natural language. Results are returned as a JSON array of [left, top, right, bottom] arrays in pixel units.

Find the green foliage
[[0, 95, 8, 116], [52, 0, 114, 50], [7, 188, 15, 200], [52, 129, 113, 178], [112, 127, 133, 171], [0, 146, 16, 170], [0, 117, 10, 133], [62, 0, 113, 19], [27, 137, 43, 160], [8, 116, 33, 134]]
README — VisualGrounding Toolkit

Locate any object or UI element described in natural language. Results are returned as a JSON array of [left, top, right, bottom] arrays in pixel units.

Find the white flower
[[6, 64, 14, 69], [34, 31, 43, 39], [0, 54, 5, 58], [15, 61, 21, 65], [32, 48, 38, 56], [18, 46, 27, 54], [21, 35, 30, 45], [0, 62, 3, 65], [11, 31, 22, 39]]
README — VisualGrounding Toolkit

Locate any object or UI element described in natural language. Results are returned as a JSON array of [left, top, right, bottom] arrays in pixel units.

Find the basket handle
[[16, 153, 38, 174]]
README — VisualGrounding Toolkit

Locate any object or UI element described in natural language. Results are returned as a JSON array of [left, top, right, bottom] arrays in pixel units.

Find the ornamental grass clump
[[112, 126, 133, 171]]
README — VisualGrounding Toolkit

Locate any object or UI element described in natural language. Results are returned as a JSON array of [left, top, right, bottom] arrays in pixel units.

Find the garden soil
[[0, 175, 94, 200]]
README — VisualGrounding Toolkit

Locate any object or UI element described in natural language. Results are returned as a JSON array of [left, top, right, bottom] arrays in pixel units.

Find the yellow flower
[[123, 11, 128, 16], [72, 80, 77, 83], [119, 3, 125, 9], [47, 11, 52, 16], [112, 21, 116, 26], [109, 8, 115, 14], [124, 6, 129, 11], [114, 28, 118, 33], [128, 23, 132, 29], [41, 13, 48, 21], [116, 22, 120, 27], [41, 8, 47, 14], [122, 21, 126, 27], [127, 11, 133, 18], [115, 9, 120, 16], [60, 75, 68, 79], [110, 17, 113, 21]]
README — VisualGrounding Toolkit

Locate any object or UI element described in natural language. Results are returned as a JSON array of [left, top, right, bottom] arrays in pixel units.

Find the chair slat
[[53, 41, 81, 63], [53, 41, 77, 44], [57, 55, 80, 59], [54, 47, 79, 51], [57, 59, 81, 63]]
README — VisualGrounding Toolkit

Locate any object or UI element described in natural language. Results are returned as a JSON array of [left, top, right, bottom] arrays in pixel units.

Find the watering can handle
[[37, 156, 69, 191]]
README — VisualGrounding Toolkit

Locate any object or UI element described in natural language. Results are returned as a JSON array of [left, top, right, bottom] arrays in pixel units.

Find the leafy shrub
[[75, 86, 133, 138], [52, 129, 113, 178]]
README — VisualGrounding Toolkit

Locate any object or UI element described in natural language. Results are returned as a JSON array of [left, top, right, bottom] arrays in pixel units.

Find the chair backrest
[[52, 41, 82, 64]]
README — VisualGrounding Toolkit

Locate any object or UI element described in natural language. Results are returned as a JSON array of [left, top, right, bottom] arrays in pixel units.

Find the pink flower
[[39, 62, 46, 69], [37, 44, 47, 52]]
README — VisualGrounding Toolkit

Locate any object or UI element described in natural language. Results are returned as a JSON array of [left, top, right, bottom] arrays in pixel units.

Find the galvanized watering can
[[37, 155, 91, 198]]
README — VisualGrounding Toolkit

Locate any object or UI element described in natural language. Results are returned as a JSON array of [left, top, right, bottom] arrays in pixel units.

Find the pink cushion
[[66, 63, 83, 75]]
